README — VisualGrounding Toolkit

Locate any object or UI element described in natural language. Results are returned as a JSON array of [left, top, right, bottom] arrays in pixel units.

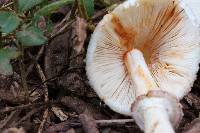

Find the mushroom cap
[[86, 0, 200, 115]]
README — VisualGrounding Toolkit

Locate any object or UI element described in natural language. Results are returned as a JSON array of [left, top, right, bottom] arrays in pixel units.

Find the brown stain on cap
[[111, 14, 136, 51]]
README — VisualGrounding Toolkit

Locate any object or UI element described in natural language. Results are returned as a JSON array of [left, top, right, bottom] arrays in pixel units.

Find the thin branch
[[19, 45, 29, 102], [0, 102, 44, 114], [14, 106, 44, 127], [26, 46, 45, 77], [96, 119, 134, 126], [36, 63, 49, 133]]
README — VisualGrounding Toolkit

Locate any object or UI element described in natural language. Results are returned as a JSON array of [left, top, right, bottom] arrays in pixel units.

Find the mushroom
[[86, 0, 200, 133]]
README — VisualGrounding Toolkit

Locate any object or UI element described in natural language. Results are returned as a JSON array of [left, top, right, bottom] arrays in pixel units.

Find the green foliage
[[18, 0, 44, 12], [0, 48, 20, 75], [35, 0, 74, 16], [80, 0, 94, 18], [0, 0, 78, 75], [16, 26, 47, 46], [0, 11, 21, 33]]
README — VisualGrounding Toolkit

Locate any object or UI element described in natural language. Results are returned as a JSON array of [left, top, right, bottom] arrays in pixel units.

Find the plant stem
[[70, 0, 78, 19], [36, 62, 49, 133], [0, 32, 2, 48], [18, 43, 29, 102], [77, 0, 88, 20], [98, 0, 111, 7]]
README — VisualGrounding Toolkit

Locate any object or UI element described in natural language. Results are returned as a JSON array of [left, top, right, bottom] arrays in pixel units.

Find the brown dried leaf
[[2, 127, 25, 133], [71, 17, 87, 53], [51, 106, 68, 121]]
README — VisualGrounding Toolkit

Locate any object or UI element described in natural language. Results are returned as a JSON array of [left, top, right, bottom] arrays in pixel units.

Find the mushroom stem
[[132, 97, 175, 133], [144, 105, 174, 133], [126, 49, 177, 133], [126, 49, 158, 97]]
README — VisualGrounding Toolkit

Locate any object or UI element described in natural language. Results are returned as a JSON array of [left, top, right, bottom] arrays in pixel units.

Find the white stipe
[[126, 49, 158, 97]]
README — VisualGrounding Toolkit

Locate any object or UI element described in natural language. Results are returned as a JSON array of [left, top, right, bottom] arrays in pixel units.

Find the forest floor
[[0, 0, 200, 133]]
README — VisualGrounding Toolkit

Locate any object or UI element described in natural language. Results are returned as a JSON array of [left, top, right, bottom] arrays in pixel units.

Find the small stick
[[26, 46, 45, 77], [14, 106, 44, 126], [19, 58, 29, 102], [36, 64, 48, 103], [47, 118, 135, 132], [38, 109, 49, 133], [36, 63, 49, 133], [96, 119, 134, 126], [0, 111, 16, 129], [0, 102, 44, 114]]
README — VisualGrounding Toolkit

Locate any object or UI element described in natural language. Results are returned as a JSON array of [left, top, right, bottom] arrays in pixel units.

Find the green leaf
[[46, 19, 53, 32], [80, 0, 94, 18], [35, 0, 74, 16], [0, 48, 20, 75], [16, 26, 47, 46], [18, 0, 44, 12], [0, 11, 21, 33]]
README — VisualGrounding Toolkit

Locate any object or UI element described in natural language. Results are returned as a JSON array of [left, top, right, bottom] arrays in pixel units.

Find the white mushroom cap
[[86, 0, 200, 115]]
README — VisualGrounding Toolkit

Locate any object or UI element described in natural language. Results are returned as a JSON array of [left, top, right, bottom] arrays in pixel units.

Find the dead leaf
[[71, 17, 87, 53], [51, 106, 68, 121], [2, 127, 25, 133]]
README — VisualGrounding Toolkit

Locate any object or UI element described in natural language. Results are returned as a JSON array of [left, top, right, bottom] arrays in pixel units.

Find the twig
[[0, 2, 14, 10], [0, 111, 16, 129], [19, 44, 29, 102], [38, 109, 49, 133], [76, 0, 85, 19], [0, 89, 26, 104], [96, 119, 134, 126], [46, 118, 135, 132], [20, 63, 30, 98], [98, 0, 111, 7], [0, 102, 44, 114], [14, 106, 44, 126], [26, 46, 45, 77], [36, 63, 49, 133], [36, 64, 48, 103], [70, 0, 78, 19], [91, 8, 107, 20], [19, 60, 29, 102], [50, 19, 74, 40], [0, 110, 21, 130]]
